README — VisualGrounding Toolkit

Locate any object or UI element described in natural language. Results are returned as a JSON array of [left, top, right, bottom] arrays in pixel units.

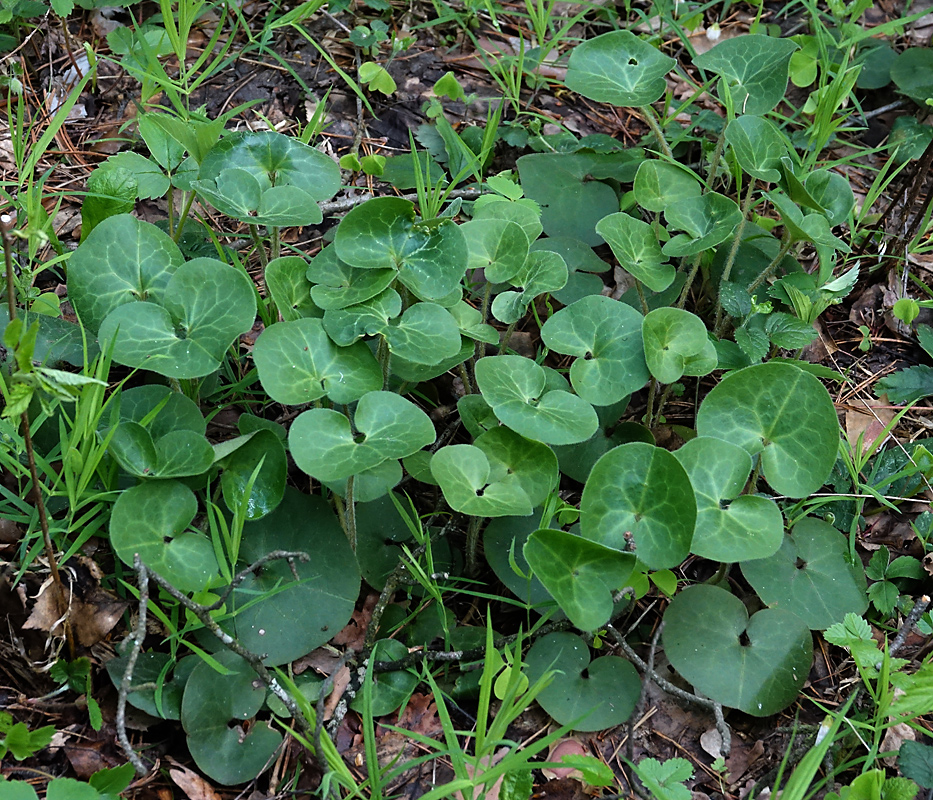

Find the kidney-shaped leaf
[[181, 650, 282, 785], [109, 480, 218, 592], [289, 390, 435, 481], [662, 193, 742, 257], [431, 427, 558, 517], [642, 307, 717, 384], [581, 442, 696, 569], [254, 318, 382, 405], [98, 257, 257, 379], [525, 528, 635, 631], [525, 632, 641, 731], [484, 514, 558, 611], [306, 244, 396, 311], [461, 218, 530, 284], [694, 35, 799, 116], [741, 516, 867, 630], [349, 639, 419, 716], [541, 295, 649, 405], [476, 355, 598, 445], [67, 214, 184, 332], [565, 30, 676, 107], [674, 436, 784, 562], [384, 302, 463, 364], [226, 488, 359, 665], [633, 160, 702, 213], [696, 362, 838, 497], [663, 584, 812, 716], [725, 115, 788, 183], [596, 212, 673, 293]]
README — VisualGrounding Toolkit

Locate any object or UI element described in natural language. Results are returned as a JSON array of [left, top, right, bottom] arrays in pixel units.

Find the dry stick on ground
[[117, 551, 314, 776]]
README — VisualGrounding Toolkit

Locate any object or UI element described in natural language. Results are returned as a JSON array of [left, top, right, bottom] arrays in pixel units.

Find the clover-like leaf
[[525, 632, 641, 731], [265, 256, 320, 321], [596, 212, 673, 293], [581, 442, 696, 569], [564, 30, 676, 107], [725, 115, 788, 183], [109, 480, 218, 592], [741, 517, 867, 630], [663, 584, 812, 716], [431, 427, 558, 517], [460, 218, 530, 284], [475, 355, 598, 445], [334, 197, 468, 300], [674, 436, 784, 562], [214, 430, 287, 520], [525, 529, 635, 630], [225, 488, 359, 664], [288, 390, 435, 481], [98, 257, 257, 379], [662, 193, 742, 257], [306, 244, 396, 311], [696, 362, 838, 497], [253, 318, 382, 405], [642, 307, 717, 384], [541, 295, 649, 406], [694, 35, 799, 115], [633, 160, 702, 212], [67, 214, 184, 332], [181, 650, 282, 784]]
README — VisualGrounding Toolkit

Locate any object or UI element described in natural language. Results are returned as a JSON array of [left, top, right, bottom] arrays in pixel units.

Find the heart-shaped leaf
[[214, 430, 287, 520], [390, 337, 474, 383], [431, 427, 558, 517], [525, 528, 635, 630], [67, 214, 184, 332], [109, 480, 218, 592], [491, 250, 568, 325], [596, 212, 673, 293], [98, 257, 257, 378], [323, 288, 402, 345], [288, 390, 435, 481], [253, 318, 382, 405], [460, 218, 530, 284], [322, 460, 404, 502], [663, 584, 812, 716], [181, 650, 282, 784], [696, 362, 838, 497], [891, 47, 933, 105], [555, 418, 653, 483], [694, 35, 799, 115], [581, 442, 696, 569], [383, 302, 462, 364], [741, 517, 867, 630], [334, 197, 468, 300], [226, 488, 359, 665], [306, 244, 396, 311], [540, 295, 649, 405], [475, 355, 598, 445], [642, 307, 718, 384], [662, 193, 742, 257], [725, 115, 788, 183], [525, 632, 641, 731], [804, 170, 855, 226], [472, 196, 544, 242], [564, 30, 676, 107], [265, 256, 320, 321], [106, 651, 195, 720], [674, 436, 784, 562], [449, 301, 500, 344], [633, 160, 702, 212]]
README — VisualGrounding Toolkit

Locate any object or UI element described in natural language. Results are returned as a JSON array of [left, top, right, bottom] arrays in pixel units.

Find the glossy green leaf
[[384, 302, 462, 364], [741, 517, 867, 630], [67, 214, 184, 332], [105, 651, 194, 720], [390, 336, 474, 383], [633, 160, 702, 212], [472, 197, 543, 242], [693, 35, 799, 115], [460, 218, 530, 284], [98, 257, 257, 379], [288, 390, 435, 481], [564, 30, 676, 106], [804, 170, 855, 226], [322, 460, 403, 502], [492, 250, 568, 324], [663, 584, 812, 716], [449, 301, 500, 344], [555, 419, 652, 483], [541, 295, 649, 405], [215, 430, 287, 520], [181, 650, 282, 784], [475, 355, 598, 445], [323, 288, 401, 346], [265, 256, 319, 321], [226, 488, 359, 664], [109, 480, 218, 592], [525, 632, 641, 731], [596, 212, 673, 293], [642, 307, 717, 384], [306, 244, 396, 311], [581, 442, 696, 569], [253, 318, 382, 405], [525, 528, 635, 630], [662, 193, 742, 257], [674, 437, 783, 562], [431, 427, 558, 517], [696, 362, 839, 497], [725, 115, 787, 183], [334, 197, 468, 300]]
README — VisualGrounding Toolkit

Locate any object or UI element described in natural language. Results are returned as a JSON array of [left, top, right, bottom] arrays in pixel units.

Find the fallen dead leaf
[[542, 737, 589, 781], [845, 398, 896, 456], [169, 762, 222, 800], [333, 592, 379, 650]]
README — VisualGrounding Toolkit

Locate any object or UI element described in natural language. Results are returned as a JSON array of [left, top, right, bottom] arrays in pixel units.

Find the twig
[[888, 594, 931, 661], [117, 559, 150, 776], [319, 188, 481, 218]]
